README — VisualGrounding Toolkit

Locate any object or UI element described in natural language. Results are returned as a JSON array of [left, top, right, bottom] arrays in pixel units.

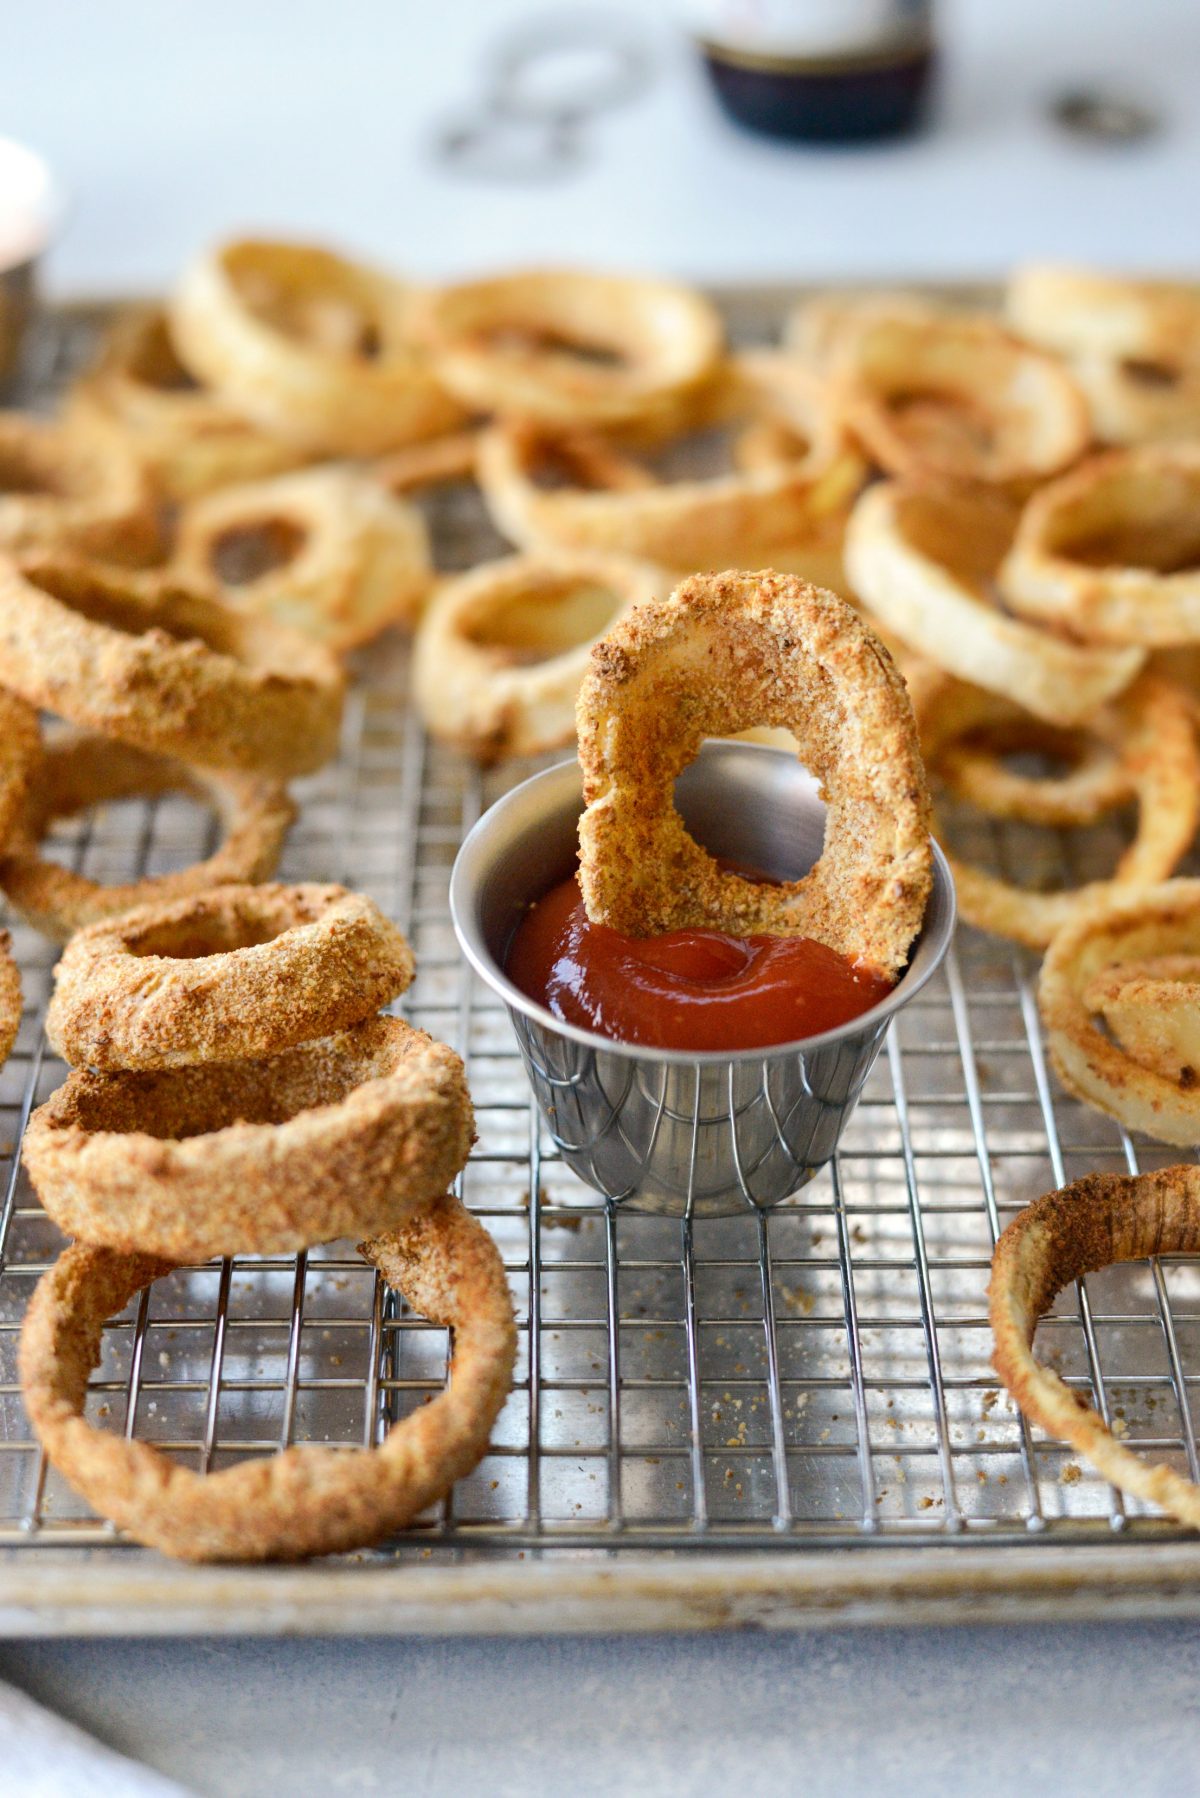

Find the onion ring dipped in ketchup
[[506, 870, 893, 1053]]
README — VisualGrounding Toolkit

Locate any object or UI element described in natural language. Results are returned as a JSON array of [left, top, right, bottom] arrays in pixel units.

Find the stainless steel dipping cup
[[450, 742, 955, 1216]]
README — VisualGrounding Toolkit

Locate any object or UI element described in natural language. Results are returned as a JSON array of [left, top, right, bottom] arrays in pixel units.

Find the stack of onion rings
[[413, 550, 664, 763], [46, 883, 415, 1071], [170, 238, 462, 457], [1001, 446, 1200, 646], [412, 267, 723, 428], [0, 733, 294, 941], [0, 554, 344, 778], [171, 466, 432, 650], [914, 671, 1200, 949], [19, 1193, 515, 1561], [990, 1167, 1200, 1525], [576, 569, 933, 978], [1038, 881, 1200, 1144], [0, 412, 159, 564], [67, 306, 305, 500], [844, 481, 1144, 724]]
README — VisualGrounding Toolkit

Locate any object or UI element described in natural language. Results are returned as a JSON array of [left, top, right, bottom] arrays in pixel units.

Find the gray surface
[[2, 1624, 1199, 1796]]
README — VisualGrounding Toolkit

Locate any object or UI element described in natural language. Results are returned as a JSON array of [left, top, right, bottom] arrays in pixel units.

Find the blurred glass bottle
[[689, 1, 936, 143]]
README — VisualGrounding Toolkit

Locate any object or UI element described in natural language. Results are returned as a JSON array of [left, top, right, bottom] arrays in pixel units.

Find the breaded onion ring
[[374, 429, 481, 494], [1001, 447, 1200, 646], [1038, 881, 1200, 1144], [936, 715, 1135, 828], [0, 685, 39, 853], [170, 238, 461, 457], [785, 289, 941, 371], [831, 311, 1089, 487], [990, 1166, 1200, 1525], [916, 673, 1200, 949], [0, 733, 293, 942], [844, 481, 1143, 725], [576, 570, 933, 978], [1007, 265, 1200, 367], [67, 306, 305, 500], [0, 412, 158, 564], [0, 931, 20, 1070], [46, 883, 415, 1072], [413, 550, 664, 764], [1069, 355, 1200, 448], [18, 1193, 515, 1562], [0, 554, 344, 778], [22, 1016, 473, 1260], [412, 267, 722, 427], [477, 356, 864, 580], [171, 467, 431, 651]]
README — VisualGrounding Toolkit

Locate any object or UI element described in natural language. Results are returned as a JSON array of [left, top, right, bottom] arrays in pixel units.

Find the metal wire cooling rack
[[2, 296, 1200, 1623]]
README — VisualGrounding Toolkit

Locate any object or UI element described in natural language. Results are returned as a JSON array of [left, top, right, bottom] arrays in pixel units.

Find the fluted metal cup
[[451, 742, 955, 1216]]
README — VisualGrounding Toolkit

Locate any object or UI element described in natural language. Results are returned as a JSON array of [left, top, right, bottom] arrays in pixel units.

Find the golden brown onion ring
[[1001, 446, 1200, 646], [785, 289, 943, 370], [0, 685, 40, 853], [915, 671, 1200, 949], [46, 883, 415, 1071], [1039, 881, 1200, 1143], [373, 428, 481, 494], [18, 1193, 515, 1561], [413, 550, 664, 764], [412, 267, 723, 427], [22, 1015, 473, 1261], [1007, 265, 1200, 367], [66, 306, 306, 500], [170, 238, 462, 457], [831, 311, 1090, 487], [0, 412, 159, 563], [0, 733, 293, 942], [477, 356, 864, 583], [576, 570, 933, 977], [990, 1166, 1200, 1524], [844, 481, 1142, 725], [936, 715, 1135, 828], [0, 554, 344, 777], [0, 931, 20, 1070], [1070, 354, 1200, 447], [171, 466, 432, 651]]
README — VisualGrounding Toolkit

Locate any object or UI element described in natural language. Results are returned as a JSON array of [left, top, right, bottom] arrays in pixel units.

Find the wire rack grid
[[0, 298, 1199, 1578]]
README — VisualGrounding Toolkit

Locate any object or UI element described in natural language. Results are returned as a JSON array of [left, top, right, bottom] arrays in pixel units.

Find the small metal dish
[[0, 138, 63, 394], [451, 741, 955, 1216]]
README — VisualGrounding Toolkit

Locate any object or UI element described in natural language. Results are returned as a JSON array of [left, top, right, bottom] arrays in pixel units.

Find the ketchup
[[505, 874, 893, 1053]]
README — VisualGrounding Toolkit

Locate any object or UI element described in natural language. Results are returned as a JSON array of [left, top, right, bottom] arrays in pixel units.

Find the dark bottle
[[692, 1, 936, 144]]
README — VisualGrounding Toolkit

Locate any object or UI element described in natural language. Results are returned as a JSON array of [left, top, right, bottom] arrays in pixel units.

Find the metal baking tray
[[3, 291, 1200, 1636]]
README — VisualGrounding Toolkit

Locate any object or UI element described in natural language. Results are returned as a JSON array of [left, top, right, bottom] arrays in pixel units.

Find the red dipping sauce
[[505, 874, 894, 1053]]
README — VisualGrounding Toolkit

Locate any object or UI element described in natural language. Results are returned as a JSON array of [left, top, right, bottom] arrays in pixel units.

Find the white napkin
[[0, 1676, 192, 1797]]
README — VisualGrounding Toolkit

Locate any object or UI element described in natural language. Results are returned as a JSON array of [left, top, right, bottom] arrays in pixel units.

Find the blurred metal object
[[451, 743, 955, 1216], [1050, 88, 1163, 144], [433, 11, 654, 182], [0, 138, 62, 395]]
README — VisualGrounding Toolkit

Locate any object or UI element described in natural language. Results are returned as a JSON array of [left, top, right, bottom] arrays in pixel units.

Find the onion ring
[[413, 550, 664, 764], [831, 310, 1090, 487], [477, 356, 864, 578], [0, 685, 39, 853], [18, 1193, 515, 1561], [1001, 447, 1200, 647], [46, 883, 415, 1072], [373, 429, 481, 494], [171, 467, 432, 651], [170, 238, 462, 457], [66, 305, 306, 500], [1007, 265, 1200, 367], [0, 553, 344, 778], [1069, 354, 1200, 447], [936, 715, 1135, 828], [0, 931, 20, 1070], [915, 671, 1200, 949], [990, 1166, 1200, 1525], [1082, 954, 1200, 1087], [844, 481, 1143, 725], [22, 1015, 473, 1261], [1038, 881, 1200, 1143], [0, 411, 158, 563], [0, 733, 293, 942], [785, 289, 942, 370], [576, 569, 933, 977], [412, 267, 723, 427]]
